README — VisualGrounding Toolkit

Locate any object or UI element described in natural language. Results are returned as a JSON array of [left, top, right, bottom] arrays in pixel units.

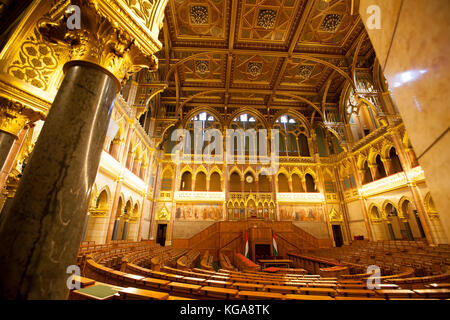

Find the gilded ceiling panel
[[236, 0, 304, 44], [168, 0, 228, 40], [297, 0, 358, 48], [232, 54, 280, 86]]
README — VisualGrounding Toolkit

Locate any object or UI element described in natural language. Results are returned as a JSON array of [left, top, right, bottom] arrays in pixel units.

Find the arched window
[[230, 172, 241, 192], [258, 173, 271, 192], [230, 113, 265, 156], [195, 171, 207, 191], [371, 206, 381, 219], [385, 203, 397, 217], [389, 147, 403, 173], [346, 74, 380, 142], [298, 134, 310, 156], [375, 155, 387, 179], [277, 173, 289, 192], [180, 171, 192, 191], [362, 161, 373, 184], [305, 174, 316, 192], [209, 172, 221, 191], [315, 127, 328, 157], [292, 173, 303, 192], [185, 111, 221, 154], [274, 115, 309, 157], [95, 190, 109, 211]]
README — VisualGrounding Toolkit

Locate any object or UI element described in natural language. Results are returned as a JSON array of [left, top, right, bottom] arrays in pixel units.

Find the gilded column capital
[[2, 175, 20, 198], [38, 0, 162, 88], [0, 97, 45, 137]]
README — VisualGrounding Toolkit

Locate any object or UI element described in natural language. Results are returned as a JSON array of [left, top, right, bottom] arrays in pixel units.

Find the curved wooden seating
[[177, 249, 200, 270], [219, 251, 237, 271], [385, 270, 450, 289], [76, 239, 450, 300], [200, 250, 214, 271], [234, 253, 260, 272]]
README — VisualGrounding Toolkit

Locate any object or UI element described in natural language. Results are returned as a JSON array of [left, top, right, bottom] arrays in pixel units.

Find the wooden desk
[[413, 289, 450, 298], [238, 290, 284, 300], [123, 274, 145, 284], [169, 296, 195, 300], [168, 282, 202, 294], [71, 284, 123, 300], [299, 287, 336, 297], [335, 296, 385, 300], [285, 294, 334, 300], [375, 289, 417, 299], [336, 289, 375, 297], [182, 277, 207, 285], [199, 286, 238, 299], [426, 283, 450, 289], [119, 287, 169, 300], [206, 280, 232, 288], [71, 275, 95, 288], [258, 259, 293, 269], [264, 285, 299, 294], [142, 277, 170, 289], [231, 282, 265, 291]]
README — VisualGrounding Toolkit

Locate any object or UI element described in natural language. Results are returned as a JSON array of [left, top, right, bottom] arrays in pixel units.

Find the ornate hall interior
[[0, 0, 449, 301]]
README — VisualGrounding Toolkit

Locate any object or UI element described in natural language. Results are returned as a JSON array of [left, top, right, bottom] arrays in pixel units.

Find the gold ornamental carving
[[0, 97, 45, 137], [37, 0, 159, 87], [7, 28, 62, 91]]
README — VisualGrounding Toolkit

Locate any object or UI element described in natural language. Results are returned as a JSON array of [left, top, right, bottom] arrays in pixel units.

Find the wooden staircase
[[172, 220, 331, 262]]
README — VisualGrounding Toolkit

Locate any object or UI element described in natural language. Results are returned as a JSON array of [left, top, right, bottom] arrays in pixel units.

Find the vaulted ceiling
[[155, 0, 375, 123]]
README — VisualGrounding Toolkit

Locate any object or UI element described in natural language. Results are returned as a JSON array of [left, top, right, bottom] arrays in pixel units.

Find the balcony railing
[[277, 192, 325, 203], [174, 191, 225, 202]]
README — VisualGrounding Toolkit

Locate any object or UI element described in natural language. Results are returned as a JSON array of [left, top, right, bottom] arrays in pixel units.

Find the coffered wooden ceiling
[[156, 0, 375, 122]]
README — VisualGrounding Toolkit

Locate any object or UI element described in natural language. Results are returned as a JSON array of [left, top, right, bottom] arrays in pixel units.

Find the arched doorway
[[370, 205, 389, 241], [384, 203, 401, 240], [305, 174, 316, 192], [401, 199, 425, 240]]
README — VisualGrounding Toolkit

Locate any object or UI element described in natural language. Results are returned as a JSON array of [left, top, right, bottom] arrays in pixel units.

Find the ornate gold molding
[[37, 0, 161, 87], [0, 96, 45, 137]]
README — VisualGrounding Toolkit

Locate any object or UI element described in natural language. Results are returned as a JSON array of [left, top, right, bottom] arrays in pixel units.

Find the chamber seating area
[[306, 240, 450, 279], [177, 249, 201, 270], [72, 240, 450, 300]]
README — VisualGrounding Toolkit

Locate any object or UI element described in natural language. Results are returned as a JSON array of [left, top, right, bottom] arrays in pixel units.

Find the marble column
[[350, 156, 373, 240], [0, 132, 15, 171], [0, 98, 42, 171], [360, 0, 450, 242], [0, 62, 117, 299]]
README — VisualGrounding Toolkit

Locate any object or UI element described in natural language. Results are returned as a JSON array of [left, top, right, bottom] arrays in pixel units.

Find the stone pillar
[[109, 139, 122, 160], [287, 177, 293, 193], [381, 158, 393, 176], [0, 0, 160, 298], [0, 97, 43, 170], [360, 0, 450, 242], [349, 156, 373, 241], [0, 62, 118, 299], [0, 128, 28, 193], [408, 183, 433, 245], [368, 164, 378, 181], [107, 178, 123, 243]]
